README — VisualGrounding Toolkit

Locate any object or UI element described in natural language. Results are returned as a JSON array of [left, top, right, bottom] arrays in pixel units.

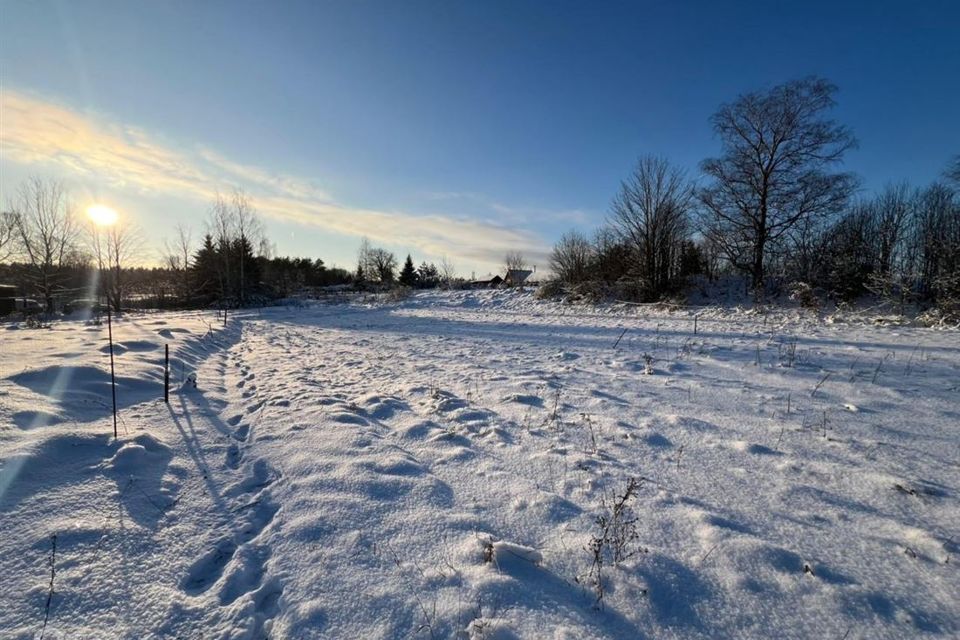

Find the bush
[[788, 282, 821, 312], [384, 286, 412, 303], [535, 279, 564, 300]]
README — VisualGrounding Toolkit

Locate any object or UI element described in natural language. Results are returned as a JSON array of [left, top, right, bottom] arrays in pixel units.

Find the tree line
[[0, 176, 462, 317], [549, 76, 960, 317], [355, 237, 457, 289], [0, 183, 354, 313], [4, 76, 956, 317]]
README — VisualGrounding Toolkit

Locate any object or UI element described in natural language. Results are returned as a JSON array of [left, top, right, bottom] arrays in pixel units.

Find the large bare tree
[[610, 156, 693, 297], [369, 247, 397, 283], [698, 77, 858, 296], [11, 177, 80, 312]]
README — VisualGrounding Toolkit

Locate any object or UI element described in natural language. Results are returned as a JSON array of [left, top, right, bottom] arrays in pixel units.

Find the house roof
[[505, 269, 533, 283]]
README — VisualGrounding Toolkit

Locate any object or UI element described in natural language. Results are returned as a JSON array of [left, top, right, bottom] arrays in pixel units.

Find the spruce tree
[[191, 234, 220, 300], [399, 254, 417, 287], [417, 261, 439, 288]]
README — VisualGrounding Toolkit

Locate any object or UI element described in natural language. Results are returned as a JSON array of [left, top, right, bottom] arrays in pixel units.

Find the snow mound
[[105, 434, 171, 475], [489, 540, 543, 571]]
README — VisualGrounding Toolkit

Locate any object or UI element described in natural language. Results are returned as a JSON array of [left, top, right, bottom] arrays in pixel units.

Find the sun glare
[[86, 204, 118, 226]]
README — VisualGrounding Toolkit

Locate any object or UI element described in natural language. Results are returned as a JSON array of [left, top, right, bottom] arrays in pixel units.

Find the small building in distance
[[467, 275, 503, 289], [504, 269, 533, 287]]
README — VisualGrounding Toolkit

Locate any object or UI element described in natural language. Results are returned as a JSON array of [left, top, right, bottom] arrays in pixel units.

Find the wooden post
[[224, 306, 227, 327], [164, 343, 169, 403], [694, 315, 698, 335], [107, 305, 118, 438]]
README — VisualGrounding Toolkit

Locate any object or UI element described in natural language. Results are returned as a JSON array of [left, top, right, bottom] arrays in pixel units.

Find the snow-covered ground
[[1, 290, 958, 639]]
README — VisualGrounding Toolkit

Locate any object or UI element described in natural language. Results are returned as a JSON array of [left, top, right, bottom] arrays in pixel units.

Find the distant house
[[504, 269, 533, 286], [467, 275, 503, 289]]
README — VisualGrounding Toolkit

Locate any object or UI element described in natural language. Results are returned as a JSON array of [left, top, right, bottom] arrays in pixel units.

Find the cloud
[[2, 91, 217, 199], [422, 190, 595, 227], [1, 89, 549, 268], [196, 147, 334, 203]]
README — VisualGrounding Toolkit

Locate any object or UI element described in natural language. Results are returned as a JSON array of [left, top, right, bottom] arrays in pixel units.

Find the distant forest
[[0, 184, 455, 315]]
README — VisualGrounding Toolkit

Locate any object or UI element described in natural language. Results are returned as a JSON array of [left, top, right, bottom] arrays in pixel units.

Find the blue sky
[[2, 0, 958, 275]]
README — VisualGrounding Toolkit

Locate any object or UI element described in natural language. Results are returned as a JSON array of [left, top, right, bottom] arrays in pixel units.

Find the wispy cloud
[[2, 91, 217, 199], [422, 189, 595, 227], [1, 89, 549, 267]]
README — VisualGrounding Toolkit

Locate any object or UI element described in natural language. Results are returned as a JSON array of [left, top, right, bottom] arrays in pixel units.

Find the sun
[[86, 204, 118, 226]]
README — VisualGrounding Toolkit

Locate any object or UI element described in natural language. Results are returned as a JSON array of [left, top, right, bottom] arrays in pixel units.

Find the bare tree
[[592, 227, 630, 283], [209, 192, 236, 302], [369, 248, 397, 283], [102, 222, 144, 312], [610, 156, 693, 298], [438, 255, 457, 288], [946, 156, 960, 186], [357, 236, 373, 281], [163, 223, 193, 302], [0, 210, 18, 263], [231, 188, 262, 305], [872, 183, 914, 277], [815, 203, 877, 300], [698, 77, 858, 297], [504, 250, 527, 274], [11, 177, 80, 312], [550, 230, 593, 284], [258, 236, 275, 260]]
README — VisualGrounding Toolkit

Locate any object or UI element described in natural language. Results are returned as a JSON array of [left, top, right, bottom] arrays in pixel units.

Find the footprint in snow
[[219, 544, 270, 605], [226, 443, 242, 469], [182, 538, 237, 594]]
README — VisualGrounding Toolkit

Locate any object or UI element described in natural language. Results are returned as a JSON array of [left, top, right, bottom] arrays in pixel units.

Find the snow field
[[1, 290, 958, 639]]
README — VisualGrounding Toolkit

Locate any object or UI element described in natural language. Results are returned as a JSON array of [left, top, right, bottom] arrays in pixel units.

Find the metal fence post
[[164, 344, 169, 403], [107, 305, 118, 438]]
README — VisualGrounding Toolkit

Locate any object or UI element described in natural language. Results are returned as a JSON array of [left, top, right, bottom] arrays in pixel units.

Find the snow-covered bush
[[534, 279, 563, 300], [789, 281, 821, 312]]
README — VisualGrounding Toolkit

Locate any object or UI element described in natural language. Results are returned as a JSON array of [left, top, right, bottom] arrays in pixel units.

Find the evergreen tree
[[399, 254, 418, 287], [232, 235, 260, 300], [191, 234, 220, 300], [417, 261, 439, 288]]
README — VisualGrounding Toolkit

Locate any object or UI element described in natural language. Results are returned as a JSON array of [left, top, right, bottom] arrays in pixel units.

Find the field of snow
[[1, 290, 958, 639]]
